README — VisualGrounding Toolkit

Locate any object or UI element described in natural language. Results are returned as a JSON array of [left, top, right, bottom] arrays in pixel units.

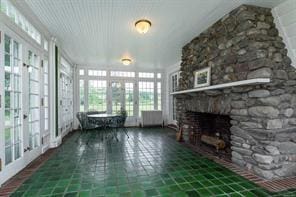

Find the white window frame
[[77, 68, 163, 119]]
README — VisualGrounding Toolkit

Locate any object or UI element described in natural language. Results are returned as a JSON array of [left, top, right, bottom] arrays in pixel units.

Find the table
[[87, 114, 120, 118], [87, 113, 129, 141], [87, 113, 121, 128]]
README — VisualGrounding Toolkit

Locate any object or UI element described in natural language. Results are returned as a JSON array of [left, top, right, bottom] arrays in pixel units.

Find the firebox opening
[[184, 111, 232, 160]]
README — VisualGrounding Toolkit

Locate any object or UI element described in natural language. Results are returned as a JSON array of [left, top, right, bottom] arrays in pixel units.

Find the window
[[79, 80, 85, 111], [157, 82, 161, 110], [125, 83, 134, 116], [171, 73, 178, 92], [4, 35, 22, 164], [88, 70, 106, 76], [88, 80, 107, 111], [111, 82, 122, 114], [43, 60, 49, 131], [79, 69, 84, 76], [0, 0, 41, 44], [139, 72, 154, 78], [170, 72, 179, 120], [139, 82, 154, 114], [110, 71, 135, 78], [44, 39, 48, 51], [157, 73, 162, 79]]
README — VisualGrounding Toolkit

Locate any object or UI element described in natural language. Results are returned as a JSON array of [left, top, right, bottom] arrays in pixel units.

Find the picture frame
[[194, 67, 211, 88]]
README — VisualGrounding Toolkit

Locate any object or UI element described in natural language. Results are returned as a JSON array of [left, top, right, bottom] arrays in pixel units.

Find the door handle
[[23, 114, 28, 119]]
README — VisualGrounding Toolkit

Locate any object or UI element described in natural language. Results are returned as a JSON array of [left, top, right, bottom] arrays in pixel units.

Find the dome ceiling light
[[135, 19, 152, 34], [121, 58, 132, 66]]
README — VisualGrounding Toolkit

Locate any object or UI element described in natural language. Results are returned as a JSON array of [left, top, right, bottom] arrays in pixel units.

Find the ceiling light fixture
[[135, 19, 151, 34], [121, 58, 132, 66]]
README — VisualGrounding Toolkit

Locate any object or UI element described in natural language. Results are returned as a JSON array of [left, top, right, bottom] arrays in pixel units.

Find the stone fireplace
[[176, 4, 296, 180], [184, 111, 232, 159]]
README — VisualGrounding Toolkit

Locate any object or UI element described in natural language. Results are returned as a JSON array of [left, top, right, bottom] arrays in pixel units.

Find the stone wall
[[177, 4, 296, 179]]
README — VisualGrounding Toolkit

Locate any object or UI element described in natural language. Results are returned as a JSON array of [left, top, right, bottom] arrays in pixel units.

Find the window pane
[[88, 80, 107, 111], [157, 73, 162, 79], [139, 82, 154, 115], [5, 146, 12, 165], [139, 72, 154, 78], [110, 71, 135, 77], [79, 80, 84, 111], [88, 70, 106, 76], [111, 82, 122, 114], [14, 142, 21, 160], [5, 34, 11, 53], [157, 82, 161, 110], [79, 69, 84, 76], [125, 83, 134, 116], [44, 39, 48, 51], [5, 128, 12, 147], [1, 0, 41, 44]]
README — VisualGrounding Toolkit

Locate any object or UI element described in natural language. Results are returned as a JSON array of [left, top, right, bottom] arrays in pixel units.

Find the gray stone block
[[266, 119, 283, 129], [248, 89, 270, 98], [248, 106, 279, 118], [247, 67, 272, 79], [253, 166, 275, 180]]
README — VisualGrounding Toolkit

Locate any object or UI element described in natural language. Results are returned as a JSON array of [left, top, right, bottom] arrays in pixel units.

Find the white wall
[[272, 0, 296, 68]]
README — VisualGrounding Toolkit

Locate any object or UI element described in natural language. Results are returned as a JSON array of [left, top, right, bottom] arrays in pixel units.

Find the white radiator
[[141, 110, 163, 127]]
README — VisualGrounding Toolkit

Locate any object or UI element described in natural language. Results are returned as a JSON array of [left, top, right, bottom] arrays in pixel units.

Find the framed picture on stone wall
[[194, 67, 211, 88]]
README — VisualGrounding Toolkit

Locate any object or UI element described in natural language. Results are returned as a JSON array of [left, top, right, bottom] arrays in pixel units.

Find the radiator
[[141, 110, 163, 127]]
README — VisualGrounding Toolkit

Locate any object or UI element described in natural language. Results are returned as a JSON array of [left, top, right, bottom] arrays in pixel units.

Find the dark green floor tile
[[64, 192, 78, 197], [172, 190, 187, 197], [186, 190, 200, 197], [196, 188, 212, 196], [78, 190, 91, 197], [178, 183, 193, 191], [209, 187, 225, 195], [145, 188, 159, 196], [105, 186, 118, 194], [39, 188, 53, 195], [119, 191, 132, 197], [131, 190, 145, 197], [9, 128, 295, 197], [52, 187, 66, 194], [118, 184, 130, 193]]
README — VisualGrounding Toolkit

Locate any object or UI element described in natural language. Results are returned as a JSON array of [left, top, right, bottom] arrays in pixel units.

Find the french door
[[0, 30, 42, 184], [23, 49, 41, 163], [110, 81, 135, 117]]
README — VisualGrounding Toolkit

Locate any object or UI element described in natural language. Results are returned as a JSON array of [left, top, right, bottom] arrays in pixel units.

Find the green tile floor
[[12, 128, 296, 197]]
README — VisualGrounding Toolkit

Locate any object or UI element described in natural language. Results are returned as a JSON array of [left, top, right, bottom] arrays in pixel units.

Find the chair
[[76, 112, 98, 131], [76, 112, 102, 144]]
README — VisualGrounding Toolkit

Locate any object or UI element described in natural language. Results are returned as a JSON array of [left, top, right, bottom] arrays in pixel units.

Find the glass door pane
[[125, 83, 134, 116], [111, 82, 122, 114], [88, 80, 107, 111], [79, 80, 84, 112], [43, 59, 49, 132], [28, 51, 40, 149], [139, 81, 154, 115], [4, 34, 22, 165]]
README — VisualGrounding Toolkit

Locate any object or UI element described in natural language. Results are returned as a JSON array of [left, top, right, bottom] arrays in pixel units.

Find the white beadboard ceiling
[[19, 0, 285, 69]]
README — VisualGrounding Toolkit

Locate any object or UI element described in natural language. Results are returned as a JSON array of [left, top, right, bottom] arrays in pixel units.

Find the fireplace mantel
[[170, 78, 270, 95]]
